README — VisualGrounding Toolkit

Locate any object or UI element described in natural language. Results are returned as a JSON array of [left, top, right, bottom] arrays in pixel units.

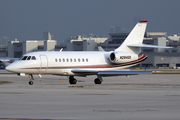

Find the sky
[[0, 0, 180, 44]]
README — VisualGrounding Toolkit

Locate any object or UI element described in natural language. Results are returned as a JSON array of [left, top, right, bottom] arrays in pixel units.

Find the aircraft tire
[[69, 78, 77, 84], [94, 78, 102, 84], [29, 81, 33, 85]]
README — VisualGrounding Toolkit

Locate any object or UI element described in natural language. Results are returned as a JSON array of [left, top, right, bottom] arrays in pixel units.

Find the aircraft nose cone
[[5, 63, 18, 73], [5, 64, 14, 72]]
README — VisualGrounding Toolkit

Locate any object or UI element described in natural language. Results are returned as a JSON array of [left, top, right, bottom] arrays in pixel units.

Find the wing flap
[[98, 71, 152, 75], [71, 70, 99, 73], [72, 69, 152, 76]]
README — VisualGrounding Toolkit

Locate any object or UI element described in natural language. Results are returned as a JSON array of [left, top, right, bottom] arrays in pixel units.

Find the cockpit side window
[[32, 56, 36, 60], [21, 56, 28, 60], [19, 56, 23, 60], [27, 56, 31, 60]]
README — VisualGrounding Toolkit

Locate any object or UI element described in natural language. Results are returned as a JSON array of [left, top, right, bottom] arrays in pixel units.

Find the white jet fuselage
[[7, 51, 147, 76]]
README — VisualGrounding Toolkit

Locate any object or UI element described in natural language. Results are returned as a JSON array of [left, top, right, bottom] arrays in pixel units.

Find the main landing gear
[[28, 74, 34, 85], [69, 76, 77, 84], [69, 75, 103, 85], [94, 75, 103, 84]]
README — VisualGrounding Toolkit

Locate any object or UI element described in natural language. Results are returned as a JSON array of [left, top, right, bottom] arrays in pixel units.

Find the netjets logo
[[120, 56, 131, 59]]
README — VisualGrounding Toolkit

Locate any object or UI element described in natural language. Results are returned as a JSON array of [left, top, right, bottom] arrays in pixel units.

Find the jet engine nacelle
[[109, 52, 138, 64]]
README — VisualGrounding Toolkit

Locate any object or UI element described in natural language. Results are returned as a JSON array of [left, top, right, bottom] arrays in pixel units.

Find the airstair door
[[40, 55, 48, 72]]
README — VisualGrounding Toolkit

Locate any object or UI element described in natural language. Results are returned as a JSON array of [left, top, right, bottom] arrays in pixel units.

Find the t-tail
[[109, 20, 171, 64], [115, 20, 171, 54], [115, 20, 147, 54]]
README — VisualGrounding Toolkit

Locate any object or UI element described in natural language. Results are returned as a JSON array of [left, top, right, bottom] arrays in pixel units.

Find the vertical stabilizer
[[115, 20, 147, 54]]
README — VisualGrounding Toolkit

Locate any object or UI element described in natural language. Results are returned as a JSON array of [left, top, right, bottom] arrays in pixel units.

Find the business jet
[[6, 20, 171, 85]]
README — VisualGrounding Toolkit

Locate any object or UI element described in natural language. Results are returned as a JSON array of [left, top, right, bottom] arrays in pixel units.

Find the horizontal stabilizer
[[127, 44, 172, 48]]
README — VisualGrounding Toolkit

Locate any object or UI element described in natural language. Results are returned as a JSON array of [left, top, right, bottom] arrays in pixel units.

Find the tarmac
[[0, 69, 180, 120]]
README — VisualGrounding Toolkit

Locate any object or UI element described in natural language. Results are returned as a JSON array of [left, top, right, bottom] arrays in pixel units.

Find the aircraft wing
[[71, 70, 99, 75], [71, 70, 152, 76]]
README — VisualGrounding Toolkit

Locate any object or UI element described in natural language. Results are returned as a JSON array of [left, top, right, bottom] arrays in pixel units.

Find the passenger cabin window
[[55, 58, 89, 63]]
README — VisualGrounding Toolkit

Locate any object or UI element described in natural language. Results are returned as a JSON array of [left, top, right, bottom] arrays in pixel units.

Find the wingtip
[[139, 20, 147, 23]]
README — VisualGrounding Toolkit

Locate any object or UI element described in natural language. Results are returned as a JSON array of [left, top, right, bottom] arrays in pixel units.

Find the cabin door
[[39, 55, 48, 72]]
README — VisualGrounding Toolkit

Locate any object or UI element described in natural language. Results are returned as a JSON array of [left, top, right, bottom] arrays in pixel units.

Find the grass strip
[[0, 81, 12, 84]]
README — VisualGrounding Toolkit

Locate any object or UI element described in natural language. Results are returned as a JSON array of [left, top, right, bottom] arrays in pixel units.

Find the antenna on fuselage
[[60, 48, 63, 52], [98, 46, 104, 51]]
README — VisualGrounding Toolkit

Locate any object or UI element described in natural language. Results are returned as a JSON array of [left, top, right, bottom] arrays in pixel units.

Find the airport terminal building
[[1, 32, 180, 68], [65, 32, 180, 68], [6, 32, 57, 58]]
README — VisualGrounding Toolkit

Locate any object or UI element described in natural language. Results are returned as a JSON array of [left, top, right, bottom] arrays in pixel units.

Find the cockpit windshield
[[27, 56, 31, 60], [22, 56, 28, 60], [32, 56, 36, 60], [20, 56, 36, 60], [19, 56, 23, 60]]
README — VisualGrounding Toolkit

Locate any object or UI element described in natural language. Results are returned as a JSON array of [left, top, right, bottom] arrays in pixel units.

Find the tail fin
[[115, 20, 147, 54]]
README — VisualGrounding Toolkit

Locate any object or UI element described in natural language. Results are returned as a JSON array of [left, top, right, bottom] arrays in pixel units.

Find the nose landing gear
[[28, 74, 34, 85], [29, 81, 33, 85]]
